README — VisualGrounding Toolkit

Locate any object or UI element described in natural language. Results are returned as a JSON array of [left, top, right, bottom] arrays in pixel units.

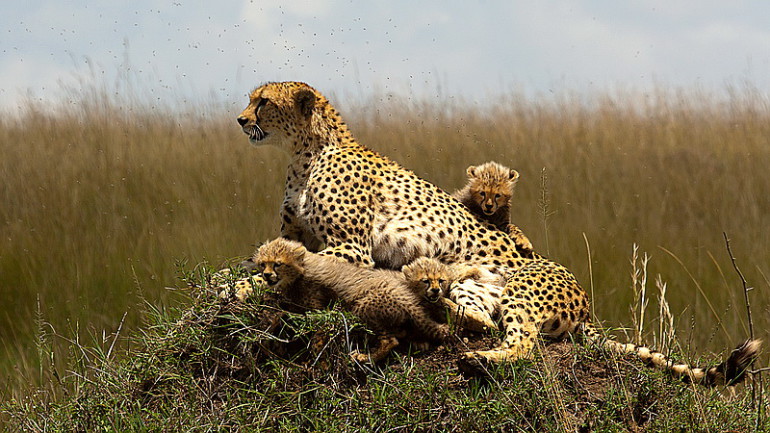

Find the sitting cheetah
[[452, 161, 533, 254], [253, 238, 450, 362], [236, 81, 527, 333], [234, 81, 759, 385]]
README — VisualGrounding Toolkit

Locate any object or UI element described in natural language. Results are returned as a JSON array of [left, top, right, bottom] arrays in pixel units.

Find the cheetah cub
[[402, 257, 486, 330], [253, 238, 451, 362], [452, 161, 533, 253], [403, 257, 482, 303], [252, 239, 336, 312]]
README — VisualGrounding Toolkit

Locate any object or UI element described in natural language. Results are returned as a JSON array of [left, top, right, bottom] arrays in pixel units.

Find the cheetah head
[[253, 237, 307, 289], [466, 162, 519, 216], [402, 257, 453, 303], [236, 81, 320, 148]]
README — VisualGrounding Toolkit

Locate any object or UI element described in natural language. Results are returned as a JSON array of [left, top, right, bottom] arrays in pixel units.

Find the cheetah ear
[[292, 245, 307, 259], [468, 267, 483, 280], [466, 165, 478, 178], [509, 169, 520, 182], [294, 89, 316, 119]]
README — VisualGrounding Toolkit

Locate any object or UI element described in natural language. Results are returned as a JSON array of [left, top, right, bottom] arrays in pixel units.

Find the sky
[[1, 1, 769, 113]]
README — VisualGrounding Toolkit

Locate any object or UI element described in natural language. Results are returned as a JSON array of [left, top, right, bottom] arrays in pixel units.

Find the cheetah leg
[[506, 223, 533, 253], [463, 274, 548, 361], [463, 261, 590, 362], [409, 303, 451, 342], [444, 301, 496, 332], [280, 208, 324, 252], [464, 313, 539, 362], [234, 282, 253, 301], [351, 334, 399, 363]]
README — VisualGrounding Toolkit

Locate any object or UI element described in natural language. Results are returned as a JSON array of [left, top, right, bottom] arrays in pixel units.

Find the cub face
[[402, 257, 453, 303], [470, 181, 512, 216], [466, 163, 519, 216], [253, 238, 308, 289], [236, 82, 318, 148]]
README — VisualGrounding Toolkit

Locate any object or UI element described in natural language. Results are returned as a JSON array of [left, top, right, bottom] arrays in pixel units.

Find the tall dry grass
[[1, 81, 769, 398]]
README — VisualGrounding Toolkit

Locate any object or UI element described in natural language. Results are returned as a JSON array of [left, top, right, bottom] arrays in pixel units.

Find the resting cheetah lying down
[[233, 81, 760, 385], [452, 161, 533, 254], [251, 239, 336, 313], [253, 238, 456, 362]]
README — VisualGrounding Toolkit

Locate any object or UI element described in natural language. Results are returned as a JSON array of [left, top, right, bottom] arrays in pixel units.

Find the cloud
[[0, 1, 769, 113], [0, 57, 69, 111]]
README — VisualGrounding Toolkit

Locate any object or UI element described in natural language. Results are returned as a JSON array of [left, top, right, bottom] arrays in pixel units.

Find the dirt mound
[[145, 294, 652, 403], [25, 289, 751, 432]]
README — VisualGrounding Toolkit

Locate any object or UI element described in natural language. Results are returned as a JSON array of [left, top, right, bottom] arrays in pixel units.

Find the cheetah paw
[[350, 351, 372, 364], [515, 236, 533, 253], [463, 348, 522, 363], [234, 287, 253, 301]]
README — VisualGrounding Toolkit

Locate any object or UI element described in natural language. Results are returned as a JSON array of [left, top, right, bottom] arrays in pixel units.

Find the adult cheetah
[[234, 81, 759, 385]]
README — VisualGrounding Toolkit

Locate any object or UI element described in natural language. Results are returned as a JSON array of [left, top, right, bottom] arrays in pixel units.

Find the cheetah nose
[[426, 287, 441, 300], [237, 116, 248, 126], [262, 272, 276, 284]]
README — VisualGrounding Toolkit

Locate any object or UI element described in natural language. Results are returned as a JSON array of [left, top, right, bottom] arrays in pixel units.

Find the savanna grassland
[[1, 81, 769, 427]]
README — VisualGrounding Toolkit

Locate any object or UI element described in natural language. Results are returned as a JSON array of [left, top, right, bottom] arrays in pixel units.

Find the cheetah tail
[[581, 324, 761, 387]]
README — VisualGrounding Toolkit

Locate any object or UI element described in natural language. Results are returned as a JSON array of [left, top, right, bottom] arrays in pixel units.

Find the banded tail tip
[[722, 339, 761, 386]]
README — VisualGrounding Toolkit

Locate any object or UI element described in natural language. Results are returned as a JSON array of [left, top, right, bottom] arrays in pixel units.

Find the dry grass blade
[[657, 246, 730, 341]]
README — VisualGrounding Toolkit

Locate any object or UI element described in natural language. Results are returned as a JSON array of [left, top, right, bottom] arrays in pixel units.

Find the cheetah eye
[[479, 192, 486, 198], [274, 262, 282, 268], [256, 98, 268, 115], [438, 279, 446, 285], [421, 278, 430, 284], [495, 193, 501, 199]]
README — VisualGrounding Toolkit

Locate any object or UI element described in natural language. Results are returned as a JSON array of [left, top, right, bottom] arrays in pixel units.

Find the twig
[[630, 245, 650, 346], [723, 233, 754, 340], [723, 232, 761, 423]]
